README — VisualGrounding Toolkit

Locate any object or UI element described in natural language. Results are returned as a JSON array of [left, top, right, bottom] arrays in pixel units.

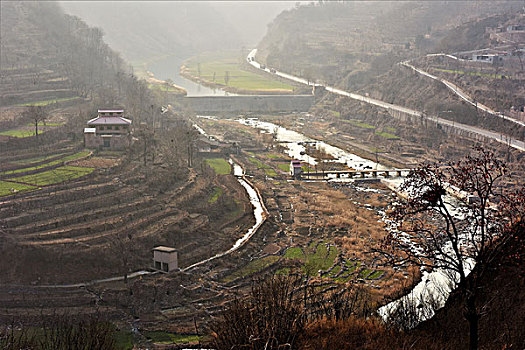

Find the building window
[[115, 126, 120, 130], [155, 261, 161, 270], [103, 138, 110, 147], [99, 126, 104, 130], [162, 262, 168, 272], [107, 126, 112, 130]]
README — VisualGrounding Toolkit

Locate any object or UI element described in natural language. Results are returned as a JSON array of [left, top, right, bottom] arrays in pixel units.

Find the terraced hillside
[[0, 145, 252, 286], [1, 2, 72, 107], [257, 1, 522, 89], [0, 1, 129, 110]]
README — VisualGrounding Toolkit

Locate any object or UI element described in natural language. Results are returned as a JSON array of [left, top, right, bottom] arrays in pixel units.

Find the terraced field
[[0, 147, 252, 287], [0, 151, 93, 196]]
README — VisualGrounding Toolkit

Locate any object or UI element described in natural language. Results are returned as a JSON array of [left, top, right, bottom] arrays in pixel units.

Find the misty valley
[[0, 1, 524, 349]]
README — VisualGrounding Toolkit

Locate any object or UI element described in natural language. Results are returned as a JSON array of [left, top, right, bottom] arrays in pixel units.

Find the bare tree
[[22, 106, 48, 141], [224, 70, 230, 86], [378, 147, 524, 350], [135, 124, 158, 166]]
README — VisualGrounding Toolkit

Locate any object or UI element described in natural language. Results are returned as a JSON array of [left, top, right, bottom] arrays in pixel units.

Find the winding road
[[247, 49, 525, 152]]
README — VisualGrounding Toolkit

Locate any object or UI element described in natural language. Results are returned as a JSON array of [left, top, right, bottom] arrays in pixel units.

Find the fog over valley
[[60, 1, 295, 61]]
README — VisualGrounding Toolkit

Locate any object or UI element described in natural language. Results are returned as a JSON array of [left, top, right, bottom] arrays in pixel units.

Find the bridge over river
[[300, 168, 411, 180]]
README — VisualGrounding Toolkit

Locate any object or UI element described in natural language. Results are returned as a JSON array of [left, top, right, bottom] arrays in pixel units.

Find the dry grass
[[71, 157, 119, 168]]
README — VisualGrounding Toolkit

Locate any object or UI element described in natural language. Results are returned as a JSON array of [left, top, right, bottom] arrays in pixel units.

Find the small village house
[[152, 246, 178, 272], [290, 160, 302, 178], [471, 54, 504, 65], [84, 109, 132, 150]]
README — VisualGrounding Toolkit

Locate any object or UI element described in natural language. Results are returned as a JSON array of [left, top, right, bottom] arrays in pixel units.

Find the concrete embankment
[[178, 95, 315, 114]]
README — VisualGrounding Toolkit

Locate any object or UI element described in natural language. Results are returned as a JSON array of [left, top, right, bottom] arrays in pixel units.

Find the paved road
[[247, 49, 525, 152], [400, 56, 525, 128]]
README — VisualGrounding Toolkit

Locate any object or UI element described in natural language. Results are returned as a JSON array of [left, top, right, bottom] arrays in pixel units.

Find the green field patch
[[143, 331, 200, 345], [344, 119, 376, 129], [185, 50, 293, 92], [264, 168, 277, 176], [208, 186, 223, 203], [278, 163, 290, 172], [0, 181, 38, 197], [385, 127, 396, 132], [16, 97, 80, 107], [328, 265, 342, 277], [147, 83, 185, 93], [222, 255, 280, 283], [284, 247, 305, 260], [10, 166, 94, 186], [358, 268, 373, 279], [329, 110, 340, 118], [433, 68, 505, 79], [301, 165, 315, 173], [205, 158, 231, 175], [344, 259, 361, 270], [25, 122, 64, 127], [367, 270, 385, 280], [0, 129, 37, 138], [248, 157, 266, 168], [303, 242, 338, 276], [1, 121, 65, 138], [11, 153, 67, 165], [375, 131, 400, 140], [1, 151, 91, 176]]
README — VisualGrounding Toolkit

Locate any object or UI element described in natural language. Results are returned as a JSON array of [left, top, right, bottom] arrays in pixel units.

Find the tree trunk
[[466, 294, 479, 350]]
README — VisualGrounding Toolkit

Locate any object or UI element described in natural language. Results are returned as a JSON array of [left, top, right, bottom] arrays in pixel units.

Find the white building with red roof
[[84, 109, 132, 150]]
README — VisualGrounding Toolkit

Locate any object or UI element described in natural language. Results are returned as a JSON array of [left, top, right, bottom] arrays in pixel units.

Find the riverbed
[[198, 115, 470, 326]]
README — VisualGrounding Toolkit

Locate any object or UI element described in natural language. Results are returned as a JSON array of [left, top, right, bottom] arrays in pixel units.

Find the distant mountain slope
[[0, 1, 77, 106], [0, 1, 128, 108], [59, 1, 294, 62], [256, 1, 523, 89]]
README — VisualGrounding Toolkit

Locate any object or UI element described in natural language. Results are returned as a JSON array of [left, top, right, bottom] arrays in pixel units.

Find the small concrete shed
[[152, 246, 178, 272]]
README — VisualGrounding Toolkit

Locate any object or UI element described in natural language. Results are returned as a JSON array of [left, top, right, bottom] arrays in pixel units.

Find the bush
[[208, 276, 376, 349], [1, 315, 116, 350], [209, 276, 307, 350]]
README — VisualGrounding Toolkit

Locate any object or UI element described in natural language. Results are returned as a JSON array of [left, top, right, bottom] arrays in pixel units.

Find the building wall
[[95, 125, 130, 135], [153, 250, 178, 272], [84, 133, 130, 150]]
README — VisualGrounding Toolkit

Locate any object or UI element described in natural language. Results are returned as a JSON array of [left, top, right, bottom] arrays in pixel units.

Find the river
[[237, 118, 389, 172], [146, 54, 234, 96]]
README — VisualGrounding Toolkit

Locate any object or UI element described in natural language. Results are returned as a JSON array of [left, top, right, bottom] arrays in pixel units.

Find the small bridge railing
[[300, 169, 412, 179]]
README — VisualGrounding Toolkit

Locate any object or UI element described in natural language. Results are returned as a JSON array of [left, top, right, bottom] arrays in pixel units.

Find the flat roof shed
[[153, 246, 178, 272]]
